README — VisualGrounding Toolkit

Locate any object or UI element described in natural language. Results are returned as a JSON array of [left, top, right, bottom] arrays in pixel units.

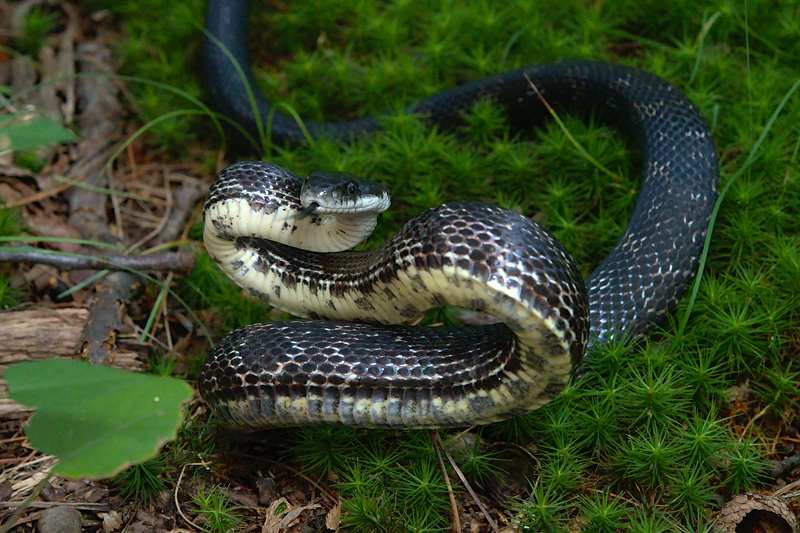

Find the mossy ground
[[15, 0, 800, 530]]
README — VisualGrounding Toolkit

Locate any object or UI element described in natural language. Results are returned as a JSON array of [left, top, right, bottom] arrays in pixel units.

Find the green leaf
[[5, 358, 193, 479], [0, 113, 78, 151]]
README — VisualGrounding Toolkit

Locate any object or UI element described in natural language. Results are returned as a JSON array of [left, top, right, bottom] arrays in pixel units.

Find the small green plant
[[15, 5, 61, 55], [290, 426, 362, 475], [576, 396, 620, 453], [724, 436, 769, 494], [396, 458, 448, 509], [192, 486, 244, 533], [0, 205, 24, 238], [539, 445, 588, 493], [676, 348, 729, 408], [12, 151, 46, 173], [0, 274, 25, 310], [665, 468, 714, 520], [756, 363, 800, 421], [625, 510, 677, 533], [619, 361, 690, 427], [677, 410, 728, 472], [0, 113, 78, 151], [513, 482, 572, 532], [340, 490, 407, 533], [336, 461, 381, 496], [447, 433, 503, 484], [149, 351, 179, 377], [612, 423, 682, 490], [175, 409, 217, 460], [114, 458, 170, 505], [577, 491, 628, 533], [287, 430, 454, 531]]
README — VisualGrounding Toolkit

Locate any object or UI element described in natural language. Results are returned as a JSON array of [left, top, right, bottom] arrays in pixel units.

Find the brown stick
[[432, 432, 500, 533], [0, 249, 195, 273], [431, 430, 461, 533]]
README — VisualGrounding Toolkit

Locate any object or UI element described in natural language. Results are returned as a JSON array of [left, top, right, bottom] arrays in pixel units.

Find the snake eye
[[347, 182, 358, 196]]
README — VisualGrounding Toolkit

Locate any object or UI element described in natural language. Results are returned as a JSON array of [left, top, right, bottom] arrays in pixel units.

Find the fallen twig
[[431, 430, 461, 533], [0, 248, 195, 273], [769, 450, 800, 479], [174, 463, 208, 532], [0, 502, 109, 511], [431, 431, 500, 533]]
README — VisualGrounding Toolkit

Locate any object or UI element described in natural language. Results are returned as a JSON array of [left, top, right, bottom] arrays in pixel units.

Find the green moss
[[0, 206, 26, 309], [14, 5, 61, 56], [13, 151, 47, 173], [81, 0, 207, 151], [110, 0, 800, 528]]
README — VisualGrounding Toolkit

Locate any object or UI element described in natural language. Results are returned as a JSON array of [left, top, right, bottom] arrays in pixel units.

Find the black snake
[[198, 0, 720, 429]]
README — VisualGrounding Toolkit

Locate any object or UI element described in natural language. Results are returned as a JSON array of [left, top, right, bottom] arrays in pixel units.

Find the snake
[[198, 0, 720, 429]]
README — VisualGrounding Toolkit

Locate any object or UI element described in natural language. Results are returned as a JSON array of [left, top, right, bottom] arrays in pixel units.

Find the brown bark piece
[[0, 307, 145, 419], [68, 38, 123, 245], [76, 274, 136, 365]]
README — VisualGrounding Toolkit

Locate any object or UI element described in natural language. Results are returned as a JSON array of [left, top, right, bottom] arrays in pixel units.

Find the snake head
[[300, 171, 391, 216]]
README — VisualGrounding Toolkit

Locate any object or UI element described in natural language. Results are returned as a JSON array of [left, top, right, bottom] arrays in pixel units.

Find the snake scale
[[198, 0, 720, 429]]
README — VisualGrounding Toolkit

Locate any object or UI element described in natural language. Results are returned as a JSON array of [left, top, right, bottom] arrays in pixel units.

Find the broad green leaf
[[0, 113, 78, 151], [5, 358, 193, 479]]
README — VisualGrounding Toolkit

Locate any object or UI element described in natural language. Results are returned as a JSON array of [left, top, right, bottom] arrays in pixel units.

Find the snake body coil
[[199, 0, 720, 429]]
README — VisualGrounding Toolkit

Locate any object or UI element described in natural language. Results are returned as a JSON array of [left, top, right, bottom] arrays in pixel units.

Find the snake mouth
[[297, 202, 319, 219], [300, 170, 391, 217], [299, 194, 391, 216]]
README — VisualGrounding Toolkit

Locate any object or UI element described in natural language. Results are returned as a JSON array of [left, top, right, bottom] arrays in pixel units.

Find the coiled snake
[[198, 0, 720, 429]]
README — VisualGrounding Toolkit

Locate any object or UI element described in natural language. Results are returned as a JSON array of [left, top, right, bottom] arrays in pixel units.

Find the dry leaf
[[262, 497, 290, 532], [325, 502, 341, 531], [262, 498, 322, 533], [100, 510, 122, 532], [277, 504, 320, 530]]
